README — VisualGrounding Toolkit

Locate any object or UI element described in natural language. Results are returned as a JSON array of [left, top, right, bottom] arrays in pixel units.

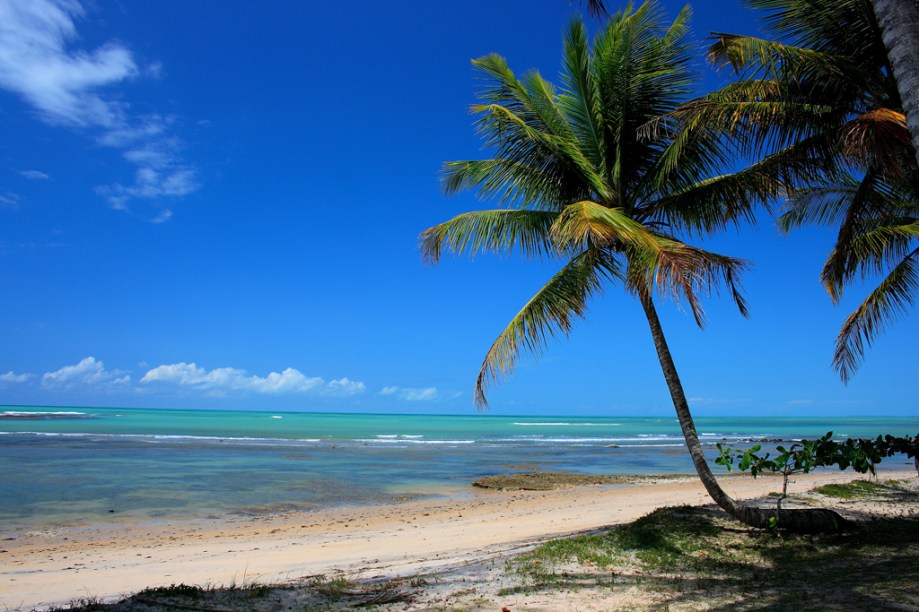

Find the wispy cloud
[[0, 371, 33, 383], [380, 385, 451, 402], [787, 399, 814, 406], [41, 356, 130, 389], [0, 192, 21, 208], [140, 362, 366, 397], [19, 170, 51, 180], [0, 0, 197, 219]]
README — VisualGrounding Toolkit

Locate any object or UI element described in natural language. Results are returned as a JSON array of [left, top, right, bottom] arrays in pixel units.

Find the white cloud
[[140, 363, 366, 397], [0, 0, 198, 217], [19, 169, 50, 180], [0, 370, 33, 383], [41, 356, 130, 389], [380, 385, 441, 402], [0, 0, 137, 127]]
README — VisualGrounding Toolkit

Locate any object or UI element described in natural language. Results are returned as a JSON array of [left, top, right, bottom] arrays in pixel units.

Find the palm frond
[[560, 19, 606, 174], [474, 249, 620, 407], [471, 101, 609, 202], [592, 2, 695, 198], [707, 33, 854, 85], [441, 159, 569, 209], [550, 199, 660, 252], [840, 108, 913, 178], [833, 248, 919, 383], [823, 218, 919, 298], [420, 209, 558, 263], [627, 238, 751, 327]]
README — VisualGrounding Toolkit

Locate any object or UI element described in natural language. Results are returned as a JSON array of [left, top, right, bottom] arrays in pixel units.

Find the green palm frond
[[592, 3, 695, 198], [823, 217, 919, 300], [833, 248, 919, 383], [441, 159, 571, 209], [560, 20, 606, 173], [743, 0, 884, 65], [707, 33, 855, 85], [666, 87, 840, 155], [474, 249, 620, 407], [777, 173, 882, 232], [550, 200, 660, 252], [420, 209, 559, 263]]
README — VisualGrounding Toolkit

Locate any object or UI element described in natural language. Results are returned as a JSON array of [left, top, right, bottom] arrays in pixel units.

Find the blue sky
[[0, 0, 915, 416]]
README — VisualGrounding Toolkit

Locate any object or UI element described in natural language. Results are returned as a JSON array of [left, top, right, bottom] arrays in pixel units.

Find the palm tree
[[674, 0, 918, 382], [422, 2, 846, 531]]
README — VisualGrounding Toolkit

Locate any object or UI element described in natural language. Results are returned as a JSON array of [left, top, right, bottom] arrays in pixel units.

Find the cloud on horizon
[[380, 385, 447, 402], [5, 356, 370, 400], [0, 371, 34, 383], [41, 356, 130, 390], [140, 362, 366, 397], [0, 0, 197, 219]]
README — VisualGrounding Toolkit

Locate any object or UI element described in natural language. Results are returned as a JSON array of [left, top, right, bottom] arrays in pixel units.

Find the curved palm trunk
[[871, 0, 919, 167], [638, 291, 848, 532]]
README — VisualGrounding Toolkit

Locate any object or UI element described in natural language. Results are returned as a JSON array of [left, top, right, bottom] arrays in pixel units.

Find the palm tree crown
[[422, 2, 773, 407]]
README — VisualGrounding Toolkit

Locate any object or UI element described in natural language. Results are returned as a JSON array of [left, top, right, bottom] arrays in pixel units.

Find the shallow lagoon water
[[2, 406, 916, 531]]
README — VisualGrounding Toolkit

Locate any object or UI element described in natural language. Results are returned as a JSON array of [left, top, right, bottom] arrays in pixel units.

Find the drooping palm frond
[[834, 248, 919, 382], [626, 237, 751, 326], [474, 249, 619, 407], [550, 200, 660, 252], [823, 216, 919, 300], [840, 108, 913, 179]]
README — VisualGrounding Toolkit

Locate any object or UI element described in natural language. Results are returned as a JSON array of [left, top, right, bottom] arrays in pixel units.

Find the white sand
[[2, 470, 914, 610]]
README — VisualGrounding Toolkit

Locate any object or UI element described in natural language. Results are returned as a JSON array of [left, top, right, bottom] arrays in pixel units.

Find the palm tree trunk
[[638, 290, 848, 532], [871, 0, 919, 167]]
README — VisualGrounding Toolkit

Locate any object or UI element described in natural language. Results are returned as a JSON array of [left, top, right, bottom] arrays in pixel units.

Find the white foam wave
[[2, 411, 87, 416], [512, 422, 619, 427], [375, 434, 424, 439], [356, 438, 474, 445], [0, 431, 322, 444]]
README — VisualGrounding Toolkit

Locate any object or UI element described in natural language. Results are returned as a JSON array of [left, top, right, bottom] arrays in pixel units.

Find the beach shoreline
[[4, 469, 916, 611]]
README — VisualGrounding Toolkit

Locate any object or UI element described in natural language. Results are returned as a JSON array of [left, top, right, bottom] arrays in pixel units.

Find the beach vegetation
[[673, 0, 919, 381], [505, 499, 919, 609], [716, 432, 919, 526], [421, 0, 844, 532]]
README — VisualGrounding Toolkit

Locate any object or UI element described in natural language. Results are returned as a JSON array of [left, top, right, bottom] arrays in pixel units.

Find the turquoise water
[[2, 406, 916, 532]]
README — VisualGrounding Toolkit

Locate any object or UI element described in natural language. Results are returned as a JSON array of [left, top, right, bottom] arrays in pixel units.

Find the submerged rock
[[472, 472, 686, 491]]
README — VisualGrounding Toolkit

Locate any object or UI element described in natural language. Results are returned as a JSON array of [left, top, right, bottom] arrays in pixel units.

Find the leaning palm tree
[[422, 2, 846, 531], [675, 0, 919, 382]]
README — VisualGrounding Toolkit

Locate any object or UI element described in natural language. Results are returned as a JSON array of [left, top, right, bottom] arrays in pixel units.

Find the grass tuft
[[811, 479, 905, 499]]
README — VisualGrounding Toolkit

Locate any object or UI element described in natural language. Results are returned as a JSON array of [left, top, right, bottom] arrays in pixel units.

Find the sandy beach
[[4, 469, 916, 610]]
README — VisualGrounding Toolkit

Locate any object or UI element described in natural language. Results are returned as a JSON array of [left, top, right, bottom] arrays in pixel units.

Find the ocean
[[1, 406, 916, 533]]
